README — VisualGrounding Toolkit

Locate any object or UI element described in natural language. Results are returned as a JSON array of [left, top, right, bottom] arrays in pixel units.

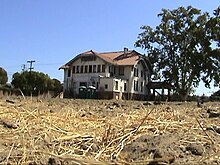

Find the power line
[[35, 62, 63, 66]]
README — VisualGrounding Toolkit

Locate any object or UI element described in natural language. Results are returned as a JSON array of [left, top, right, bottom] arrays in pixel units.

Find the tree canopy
[[11, 71, 62, 96], [135, 6, 220, 100], [0, 67, 8, 85]]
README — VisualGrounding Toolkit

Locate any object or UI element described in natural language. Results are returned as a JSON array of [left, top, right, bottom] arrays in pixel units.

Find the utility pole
[[27, 60, 36, 72], [21, 64, 26, 72]]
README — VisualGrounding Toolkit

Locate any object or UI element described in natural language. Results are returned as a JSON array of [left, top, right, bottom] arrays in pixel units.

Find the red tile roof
[[59, 49, 142, 69]]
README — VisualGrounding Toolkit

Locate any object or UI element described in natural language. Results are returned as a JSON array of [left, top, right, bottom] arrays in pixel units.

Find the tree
[[135, 6, 220, 100], [51, 78, 63, 93], [207, 7, 220, 46], [210, 89, 220, 101], [0, 67, 8, 85], [11, 71, 62, 96]]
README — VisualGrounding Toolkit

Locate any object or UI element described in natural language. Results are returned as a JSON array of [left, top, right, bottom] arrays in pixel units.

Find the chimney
[[124, 47, 128, 55]]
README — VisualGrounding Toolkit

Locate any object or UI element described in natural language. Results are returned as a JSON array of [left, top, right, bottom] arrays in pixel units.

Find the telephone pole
[[27, 60, 36, 72], [21, 64, 26, 72]]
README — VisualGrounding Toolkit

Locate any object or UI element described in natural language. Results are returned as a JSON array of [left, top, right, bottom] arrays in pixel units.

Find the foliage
[[135, 6, 220, 100], [51, 78, 63, 95], [211, 89, 220, 96], [0, 67, 8, 85], [11, 71, 62, 96], [210, 89, 220, 101]]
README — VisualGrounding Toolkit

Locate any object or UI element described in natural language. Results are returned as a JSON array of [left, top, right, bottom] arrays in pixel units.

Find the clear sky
[[0, 0, 219, 96]]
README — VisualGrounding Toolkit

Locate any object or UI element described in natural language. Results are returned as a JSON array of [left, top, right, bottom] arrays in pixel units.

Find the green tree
[[0, 67, 8, 85], [207, 7, 220, 46], [135, 6, 220, 100], [51, 78, 63, 93], [11, 71, 61, 96]]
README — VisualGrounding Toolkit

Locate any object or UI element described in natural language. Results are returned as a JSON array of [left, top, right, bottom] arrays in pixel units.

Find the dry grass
[[0, 97, 219, 164]]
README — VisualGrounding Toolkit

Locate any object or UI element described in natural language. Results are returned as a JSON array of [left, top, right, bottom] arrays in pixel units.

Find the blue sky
[[0, 0, 219, 95]]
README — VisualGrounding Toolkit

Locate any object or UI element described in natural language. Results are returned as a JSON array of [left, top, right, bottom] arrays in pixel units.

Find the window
[[80, 82, 87, 87], [102, 64, 105, 72], [124, 82, 127, 91], [113, 66, 116, 74], [85, 65, 88, 73], [96, 82, 99, 89], [80, 66, 83, 73], [97, 65, 101, 72], [76, 65, 79, 73], [89, 65, 92, 73], [105, 84, 108, 89], [134, 80, 138, 91], [81, 56, 96, 61], [119, 66, 124, 75], [67, 69, 71, 77], [115, 81, 118, 90], [134, 68, 139, 77], [93, 65, 96, 73], [72, 66, 75, 73], [140, 81, 143, 92]]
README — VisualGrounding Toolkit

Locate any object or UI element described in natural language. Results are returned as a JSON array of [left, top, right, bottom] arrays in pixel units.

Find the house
[[59, 48, 151, 100]]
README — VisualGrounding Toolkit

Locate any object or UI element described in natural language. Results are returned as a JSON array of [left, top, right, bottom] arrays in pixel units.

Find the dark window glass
[[97, 65, 101, 72], [80, 66, 83, 73], [68, 69, 71, 77], [93, 65, 96, 73], [124, 83, 127, 91], [115, 81, 118, 90], [76, 66, 79, 73], [89, 65, 92, 73], [72, 66, 75, 73], [85, 66, 88, 73], [102, 65, 105, 72]]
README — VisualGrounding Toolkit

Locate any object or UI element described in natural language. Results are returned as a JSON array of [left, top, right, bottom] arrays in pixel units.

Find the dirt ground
[[0, 97, 219, 164]]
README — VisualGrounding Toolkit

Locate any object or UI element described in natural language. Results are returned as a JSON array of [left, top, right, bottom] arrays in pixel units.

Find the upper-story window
[[76, 66, 80, 73], [119, 66, 124, 76], [97, 65, 101, 72], [102, 65, 105, 72], [81, 55, 96, 61], [89, 65, 92, 73], [80, 66, 83, 73], [141, 70, 143, 77], [85, 65, 88, 73], [134, 68, 139, 77], [72, 66, 75, 73], [93, 65, 96, 73], [67, 69, 71, 77]]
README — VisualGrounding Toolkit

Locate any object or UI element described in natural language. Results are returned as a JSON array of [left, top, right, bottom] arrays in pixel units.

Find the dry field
[[0, 97, 219, 165]]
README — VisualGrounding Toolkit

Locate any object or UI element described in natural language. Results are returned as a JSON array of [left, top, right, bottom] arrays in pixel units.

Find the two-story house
[[59, 48, 151, 100]]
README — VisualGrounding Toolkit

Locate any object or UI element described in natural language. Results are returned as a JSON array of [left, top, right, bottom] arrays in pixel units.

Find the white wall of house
[[99, 78, 114, 92], [62, 53, 151, 99], [64, 56, 109, 95], [99, 78, 128, 92], [128, 60, 150, 96]]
